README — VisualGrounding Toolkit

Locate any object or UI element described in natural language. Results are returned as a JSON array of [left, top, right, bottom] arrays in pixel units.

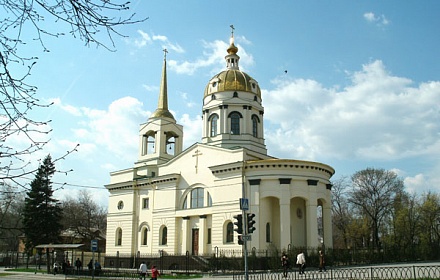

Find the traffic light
[[237, 235, 244, 245], [247, 213, 256, 234], [233, 214, 243, 234]]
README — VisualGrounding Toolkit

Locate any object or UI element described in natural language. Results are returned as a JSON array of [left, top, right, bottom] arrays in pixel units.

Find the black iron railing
[[233, 265, 440, 280]]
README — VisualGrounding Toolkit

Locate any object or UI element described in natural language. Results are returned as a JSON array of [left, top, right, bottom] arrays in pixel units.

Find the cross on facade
[[192, 149, 203, 174]]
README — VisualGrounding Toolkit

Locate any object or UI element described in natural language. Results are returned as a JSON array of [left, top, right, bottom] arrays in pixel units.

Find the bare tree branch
[[0, 0, 147, 186]]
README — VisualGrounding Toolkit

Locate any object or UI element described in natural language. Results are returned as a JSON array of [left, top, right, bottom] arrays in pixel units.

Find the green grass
[[4, 268, 48, 273]]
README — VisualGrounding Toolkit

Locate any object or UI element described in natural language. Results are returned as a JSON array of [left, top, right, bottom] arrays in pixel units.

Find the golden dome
[[204, 69, 261, 98], [204, 28, 261, 98]]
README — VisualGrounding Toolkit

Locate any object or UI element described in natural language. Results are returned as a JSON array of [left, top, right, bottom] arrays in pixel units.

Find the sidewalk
[[0, 267, 233, 280], [0, 267, 67, 279]]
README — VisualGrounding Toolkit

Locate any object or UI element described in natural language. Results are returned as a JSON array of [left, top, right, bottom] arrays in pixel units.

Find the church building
[[105, 30, 335, 257]]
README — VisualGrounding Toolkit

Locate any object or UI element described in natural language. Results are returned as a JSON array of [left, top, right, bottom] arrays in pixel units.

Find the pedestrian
[[296, 251, 306, 275], [86, 259, 92, 275], [281, 251, 289, 278], [139, 261, 148, 280], [151, 265, 160, 280], [94, 260, 102, 276], [75, 258, 82, 273], [319, 250, 326, 272]]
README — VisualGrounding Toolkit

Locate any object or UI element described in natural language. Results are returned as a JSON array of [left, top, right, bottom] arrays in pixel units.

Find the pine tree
[[23, 154, 63, 271]]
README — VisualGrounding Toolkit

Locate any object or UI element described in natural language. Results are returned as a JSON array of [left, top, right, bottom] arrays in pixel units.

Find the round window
[[117, 201, 124, 210]]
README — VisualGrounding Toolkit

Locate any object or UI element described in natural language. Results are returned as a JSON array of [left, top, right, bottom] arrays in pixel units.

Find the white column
[[182, 217, 190, 254], [202, 110, 207, 139], [249, 182, 260, 249], [323, 204, 332, 247], [306, 199, 319, 248], [223, 106, 229, 134], [242, 106, 249, 135], [279, 195, 291, 249], [199, 215, 207, 255]]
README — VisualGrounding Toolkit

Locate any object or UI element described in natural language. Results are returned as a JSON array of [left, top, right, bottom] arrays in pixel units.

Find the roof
[[35, 244, 84, 249]]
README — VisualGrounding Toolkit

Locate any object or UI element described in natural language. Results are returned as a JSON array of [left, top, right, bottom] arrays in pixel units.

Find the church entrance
[[192, 228, 199, 255]]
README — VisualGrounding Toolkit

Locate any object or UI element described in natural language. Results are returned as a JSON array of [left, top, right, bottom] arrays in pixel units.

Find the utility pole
[[241, 161, 249, 280]]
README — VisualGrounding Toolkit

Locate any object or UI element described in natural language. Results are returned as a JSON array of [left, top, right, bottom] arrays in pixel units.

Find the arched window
[[142, 228, 148, 245], [165, 135, 176, 155], [160, 226, 167, 245], [252, 115, 260, 137], [226, 222, 234, 243], [142, 131, 156, 155], [266, 223, 271, 242], [229, 112, 241, 135], [207, 192, 212, 207], [116, 228, 122, 246], [182, 196, 187, 209], [210, 114, 219, 137], [191, 187, 204, 209]]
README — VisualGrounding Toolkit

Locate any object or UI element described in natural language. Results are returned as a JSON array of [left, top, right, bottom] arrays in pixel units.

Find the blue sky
[[13, 1, 440, 206]]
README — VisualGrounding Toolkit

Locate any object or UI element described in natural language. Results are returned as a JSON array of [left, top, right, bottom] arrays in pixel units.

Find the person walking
[[319, 250, 326, 272], [296, 251, 306, 275], [139, 261, 148, 280], [281, 252, 289, 278], [151, 265, 160, 280]]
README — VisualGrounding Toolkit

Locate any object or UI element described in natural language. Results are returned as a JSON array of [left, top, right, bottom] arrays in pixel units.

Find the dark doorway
[[192, 228, 199, 255]]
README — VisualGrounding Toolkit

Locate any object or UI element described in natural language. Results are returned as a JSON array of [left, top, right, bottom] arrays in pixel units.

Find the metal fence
[[233, 265, 440, 280]]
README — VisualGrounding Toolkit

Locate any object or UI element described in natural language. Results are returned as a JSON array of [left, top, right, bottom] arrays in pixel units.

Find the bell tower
[[136, 49, 183, 169]]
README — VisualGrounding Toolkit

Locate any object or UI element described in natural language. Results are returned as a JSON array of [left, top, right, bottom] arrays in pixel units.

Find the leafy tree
[[348, 168, 404, 250], [418, 192, 440, 259], [1, 0, 146, 187], [23, 154, 62, 272], [61, 190, 107, 247], [386, 192, 420, 260]]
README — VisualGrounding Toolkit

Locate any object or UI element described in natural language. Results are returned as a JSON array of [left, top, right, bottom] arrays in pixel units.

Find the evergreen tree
[[23, 155, 62, 271]]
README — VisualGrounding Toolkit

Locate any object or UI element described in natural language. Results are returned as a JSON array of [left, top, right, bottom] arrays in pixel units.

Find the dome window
[[211, 94, 216, 100], [212, 81, 217, 88], [233, 91, 238, 98], [254, 96, 258, 102]]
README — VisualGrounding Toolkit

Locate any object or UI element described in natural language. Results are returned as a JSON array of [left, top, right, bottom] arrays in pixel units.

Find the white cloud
[[131, 30, 185, 53], [52, 97, 148, 164], [263, 60, 440, 163], [134, 30, 152, 47], [142, 84, 159, 92], [168, 37, 255, 75], [404, 174, 427, 194], [179, 114, 203, 149], [363, 12, 390, 26], [179, 91, 197, 108]]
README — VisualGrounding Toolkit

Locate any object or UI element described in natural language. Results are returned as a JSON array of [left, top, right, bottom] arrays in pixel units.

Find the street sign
[[91, 239, 98, 252], [240, 198, 249, 210], [242, 235, 252, 241]]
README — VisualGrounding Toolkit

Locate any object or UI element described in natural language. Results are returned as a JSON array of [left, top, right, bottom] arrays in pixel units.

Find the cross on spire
[[230, 25, 235, 37], [163, 48, 168, 60]]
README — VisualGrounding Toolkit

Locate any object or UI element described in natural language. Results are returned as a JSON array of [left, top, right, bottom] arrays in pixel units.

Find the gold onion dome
[[204, 31, 261, 98]]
